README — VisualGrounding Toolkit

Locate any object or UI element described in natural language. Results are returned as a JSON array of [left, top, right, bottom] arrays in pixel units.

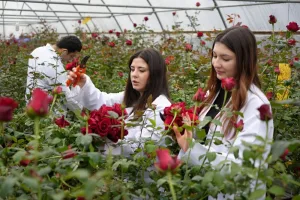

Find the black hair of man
[[56, 35, 82, 53]]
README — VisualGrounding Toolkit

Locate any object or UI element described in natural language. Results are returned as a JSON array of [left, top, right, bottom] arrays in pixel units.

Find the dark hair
[[123, 48, 170, 112], [56, 36, 82, 53], [205, 26, 261, 138]]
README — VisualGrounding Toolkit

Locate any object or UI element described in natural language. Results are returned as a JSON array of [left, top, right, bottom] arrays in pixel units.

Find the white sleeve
[[78, 75, 124, 111], [179, 96, 274, 167]]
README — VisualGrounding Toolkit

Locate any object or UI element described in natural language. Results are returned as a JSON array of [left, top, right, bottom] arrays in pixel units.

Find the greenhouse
[[0, 0, 300, 199]]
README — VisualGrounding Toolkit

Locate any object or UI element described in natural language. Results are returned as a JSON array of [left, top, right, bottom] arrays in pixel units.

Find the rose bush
[[0, 14, 299, 200]]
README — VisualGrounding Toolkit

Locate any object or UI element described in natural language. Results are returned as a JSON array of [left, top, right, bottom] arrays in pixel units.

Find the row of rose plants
[[0, 13, 300, 199]]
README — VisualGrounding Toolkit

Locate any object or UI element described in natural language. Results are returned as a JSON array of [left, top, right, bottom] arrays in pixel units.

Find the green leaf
[[87, 152, 102, 164], [50, 192, 65, 200], [213, 138, 223, 145], [76, 134, 93, 147], [207, 152, 216, 162], [145, 144, 157, 153], [249, 189, 266, 200], [38, 167, 52, 176], [0, 177, 17, 197], [13, 150, 26, 162], [157, 178, 167, 187], [202, 171, 214, 186], [292, 195, 300, 200], [107, 111, 119, 118], [195, 128, 206, 140], [271, 141, 290, 161], [51, 137, 61, 145], [211, 119, 222, 126], [22, 177, 39, 190], [148, 118, 156, 127], [198, 116, 212, 128], [68, 169, 90, 181], [268, 185, 285, 196]]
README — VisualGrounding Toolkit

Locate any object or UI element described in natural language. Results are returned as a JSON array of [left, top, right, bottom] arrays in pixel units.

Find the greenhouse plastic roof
[[1, 0, 300, 37]]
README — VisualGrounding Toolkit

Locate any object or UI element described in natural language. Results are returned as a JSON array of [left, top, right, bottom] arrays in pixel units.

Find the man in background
[[26, 35, 82, 111]]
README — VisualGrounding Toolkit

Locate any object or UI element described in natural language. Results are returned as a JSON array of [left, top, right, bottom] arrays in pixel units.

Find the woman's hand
[[173, 113, 193, 152], [67, 68, 87, 88]]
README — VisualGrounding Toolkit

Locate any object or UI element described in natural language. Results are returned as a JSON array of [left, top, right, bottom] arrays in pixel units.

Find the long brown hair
[[204, 26, 261, 138], [123, 48, 170, 112]]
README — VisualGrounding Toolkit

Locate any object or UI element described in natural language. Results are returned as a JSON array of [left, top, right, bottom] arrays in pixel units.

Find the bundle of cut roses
[[82, 104, 128, 143]]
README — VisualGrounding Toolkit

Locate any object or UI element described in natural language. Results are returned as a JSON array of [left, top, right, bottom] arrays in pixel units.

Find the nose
[[131, 69, 138, 78], [212, 57, 221, 68]]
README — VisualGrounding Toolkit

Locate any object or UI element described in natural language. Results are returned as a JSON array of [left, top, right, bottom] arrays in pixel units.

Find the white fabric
[[25, 43, 82, 111], [178, 84, 274, 200], [78, 75, 172, 156]]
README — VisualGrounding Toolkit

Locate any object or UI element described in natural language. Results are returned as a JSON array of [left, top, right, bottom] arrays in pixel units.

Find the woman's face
[[130, 57, 150, 94], [212, 42, 237, 80]]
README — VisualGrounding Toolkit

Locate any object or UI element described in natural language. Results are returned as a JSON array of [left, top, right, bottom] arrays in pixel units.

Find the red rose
[[98, 105, 114, 117], [266, 59, 272, 66], [183, 112, 199, 125], [154, 149, 181, 173], [126, 39, 132, 46], [20, 158, 31, 166], [164, 102, 186, 116], [288, 39, 296, 46], [286, 22, 299, 32], [52, 86, 62, 95], [54, 115, 70, 128], [62, 149, 76, 159], [266, 91, 273, 100], [196, 2, 201, 7], [172, 12, 176, 16], [274, 66, 280, 74], [97, 118, 111, 137], [144, 16, 149, 21], [187, 105, 202, 116], [133, 23, 137, 27], [268, 15, 277, 24], [242, 25, 248, 29], [221, 77, 236, 91], [200, 40, 206, 46], [77, 197, 86, 200], [80, 127, 92, 135], [233, 119, 244, 132], [295, 57, 299, 61], [78, 20, 81, 24], [109, 30, 113, 34], [185, 43, 192, 52], [112, 103, 126, 117], [165, 58, 170, 65], [0, 97, 18, 122], [193, 88, 206, 102], [197, 31, 203, 38], [91, 33, 98, 38], [26, 88, 52, 118], [65, 58, 78, 70], [116, 32, 121, 37], [257, 104, 272, 121], [118, 72, 124, 78], [108, 42, 115, 47], [280, 148, 289, 161]]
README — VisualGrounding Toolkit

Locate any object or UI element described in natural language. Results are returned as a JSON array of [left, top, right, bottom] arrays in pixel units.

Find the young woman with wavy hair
[[68, 48, 171, 156], [174, 26, 274, 171]]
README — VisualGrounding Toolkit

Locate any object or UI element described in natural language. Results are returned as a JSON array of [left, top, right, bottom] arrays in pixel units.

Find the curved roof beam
[[213, 0, 227, 29], [41, 2, 69, 35], [101, 0, 122, 32], [68, 0, 94, 33], [146, 0, 166, 38]]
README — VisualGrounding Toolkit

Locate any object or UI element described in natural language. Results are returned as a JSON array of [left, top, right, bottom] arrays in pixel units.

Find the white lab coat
[[26, 44, 82, 111], [178, 84, 274, 200], [77, 75, 172, 156]]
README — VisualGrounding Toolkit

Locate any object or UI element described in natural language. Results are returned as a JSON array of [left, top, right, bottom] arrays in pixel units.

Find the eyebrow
[[130, 66, 147, 69], [212, 52, 232, 57]]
